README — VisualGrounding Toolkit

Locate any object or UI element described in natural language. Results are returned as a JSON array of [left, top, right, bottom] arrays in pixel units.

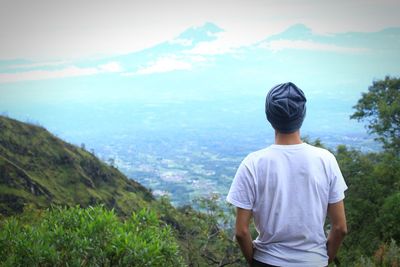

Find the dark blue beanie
[[265, 82, 307, 133]]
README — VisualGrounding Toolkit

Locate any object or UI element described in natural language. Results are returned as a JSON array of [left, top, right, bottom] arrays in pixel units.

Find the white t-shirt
[[226, 143, 347, 267]]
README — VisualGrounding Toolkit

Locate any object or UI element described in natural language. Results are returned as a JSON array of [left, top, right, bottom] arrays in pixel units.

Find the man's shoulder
[[246, 146, 273, 159], [242, 145, 282, 165], [239, 148, 268, 167], [304, 143, 335, 158]]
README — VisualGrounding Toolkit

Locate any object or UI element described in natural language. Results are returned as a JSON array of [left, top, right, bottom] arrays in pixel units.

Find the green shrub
[[379, 193, 400, 242], [0, 205, 184, 267], [354, 239, 400, 267]]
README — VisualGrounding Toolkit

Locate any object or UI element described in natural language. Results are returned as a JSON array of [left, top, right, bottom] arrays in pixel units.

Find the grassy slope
[[0, 115, 153, 216], [0, 116, 245, 266]]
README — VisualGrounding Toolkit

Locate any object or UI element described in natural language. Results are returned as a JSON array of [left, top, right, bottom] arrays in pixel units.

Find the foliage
[[0, 205, 184, 267], [329, 77, 400, 264], [351, 76, 400, 154], [330, 77, 400, 265], [379, 193, 400, 242], [354, 239, 400, 267], [189, 194, 243, 266], [334, 145, 400, 264], [155, 194, 244, 266]]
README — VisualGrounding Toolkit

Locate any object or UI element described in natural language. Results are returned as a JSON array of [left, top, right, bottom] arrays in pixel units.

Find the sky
[[0, 0, 399, 143], [1, 0, 399, 61]]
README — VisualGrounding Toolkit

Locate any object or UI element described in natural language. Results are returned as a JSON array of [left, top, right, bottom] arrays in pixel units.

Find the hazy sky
[[1, 0, 399, 60], [0, 0, 398, 157]]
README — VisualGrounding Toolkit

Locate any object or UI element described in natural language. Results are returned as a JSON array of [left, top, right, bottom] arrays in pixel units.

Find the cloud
[[132, 56, 192, 75], [6, 60, 70, 70], [185, 41, 234, 55], [169, 38, 193, 46], [188, 55, 208, 62], [184, 31, 252, 55], [0, 66, 98, 83], [98, 61, 123, 72], [260, 39, 368, 53], [0, 61, 123, 83]]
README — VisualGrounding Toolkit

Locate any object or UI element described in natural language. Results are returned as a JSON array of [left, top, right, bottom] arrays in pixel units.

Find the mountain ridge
[[0, 115, 153, 216]]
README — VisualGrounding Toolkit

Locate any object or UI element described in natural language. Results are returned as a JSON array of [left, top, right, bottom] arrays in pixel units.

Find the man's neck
[[274, 130, 302, 145]]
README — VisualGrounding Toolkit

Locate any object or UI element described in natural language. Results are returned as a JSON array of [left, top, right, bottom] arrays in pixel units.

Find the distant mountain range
[[0, 115, 153, 216], [1, 22, 399, 85]]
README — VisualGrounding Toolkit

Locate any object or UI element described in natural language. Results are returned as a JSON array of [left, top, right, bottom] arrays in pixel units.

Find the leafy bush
[[154, 195, 244, 266], [0, 205, 184, 267], [379, 193, 400, 242], [354, 239, 400, 267]]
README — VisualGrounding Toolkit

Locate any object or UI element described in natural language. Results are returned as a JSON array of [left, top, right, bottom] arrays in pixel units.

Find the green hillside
[[0, 115, 243, 266], [0, 115, 153, 216]]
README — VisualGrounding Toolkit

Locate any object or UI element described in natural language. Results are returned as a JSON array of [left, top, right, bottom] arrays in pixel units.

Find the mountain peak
[[264, 23, 313, 42], [176, 22, 224, 44]]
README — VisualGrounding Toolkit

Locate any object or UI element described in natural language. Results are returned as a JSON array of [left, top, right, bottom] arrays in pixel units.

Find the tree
[[351, 76, 400, 154], [108, 157, 115, 167], [379, 193, 400, 242], [165, 194, 244, 267]]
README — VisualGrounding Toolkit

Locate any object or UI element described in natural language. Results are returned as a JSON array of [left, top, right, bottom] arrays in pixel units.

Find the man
[[226, 82, 348, 267]]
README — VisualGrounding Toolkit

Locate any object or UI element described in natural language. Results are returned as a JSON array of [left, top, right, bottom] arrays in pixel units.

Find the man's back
[[228, 143, 347, 266]]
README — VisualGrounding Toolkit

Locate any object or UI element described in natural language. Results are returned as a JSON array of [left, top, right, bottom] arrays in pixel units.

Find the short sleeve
[[328, 155, 348, 203], [226, 158, 256, 210]]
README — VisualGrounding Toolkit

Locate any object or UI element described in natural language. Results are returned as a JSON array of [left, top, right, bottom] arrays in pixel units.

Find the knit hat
[[265, 82, 307, 133]]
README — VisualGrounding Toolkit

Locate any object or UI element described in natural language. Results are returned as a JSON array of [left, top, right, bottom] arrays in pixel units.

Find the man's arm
[[326, 200, 347, 263], [235, 207, 253, 265]]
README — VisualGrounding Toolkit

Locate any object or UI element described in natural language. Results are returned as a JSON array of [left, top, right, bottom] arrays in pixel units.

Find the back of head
[[265, 82, 307, 133]]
